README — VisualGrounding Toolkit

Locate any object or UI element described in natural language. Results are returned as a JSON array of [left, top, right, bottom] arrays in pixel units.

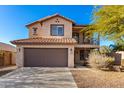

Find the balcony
[[72, 31, 100, 48], [82, 38, 99, 45], [73, 37, 100, 48]]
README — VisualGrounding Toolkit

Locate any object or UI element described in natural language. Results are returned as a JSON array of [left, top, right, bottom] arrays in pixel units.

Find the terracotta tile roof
[[26, 13, 75, 27], [11, 37, 77, 45]]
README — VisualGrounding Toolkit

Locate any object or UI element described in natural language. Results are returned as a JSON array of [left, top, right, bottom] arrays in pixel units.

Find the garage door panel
[[24, 48, 68, 67]]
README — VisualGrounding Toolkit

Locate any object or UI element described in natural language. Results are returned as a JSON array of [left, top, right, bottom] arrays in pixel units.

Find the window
[[32, 27, 38, 35], [51, 25, 64, 36]]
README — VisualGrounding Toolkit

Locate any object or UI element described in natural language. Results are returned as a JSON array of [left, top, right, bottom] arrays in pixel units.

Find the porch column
[[68, 46, 74, 67], [16, 46, 24, 67]]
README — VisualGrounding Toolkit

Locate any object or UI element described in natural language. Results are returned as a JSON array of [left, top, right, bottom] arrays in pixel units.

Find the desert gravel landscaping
[[71, 68, 124, 88]]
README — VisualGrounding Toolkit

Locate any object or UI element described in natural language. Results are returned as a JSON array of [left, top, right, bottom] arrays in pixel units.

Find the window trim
[[50, 24, 64, 36]]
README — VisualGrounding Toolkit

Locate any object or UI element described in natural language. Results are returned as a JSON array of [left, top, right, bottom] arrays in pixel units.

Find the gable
[[40, 16, 73, 38], [42, 16, 73, 25], [39, 14, 75, 23], [26, 14, 75, 27]]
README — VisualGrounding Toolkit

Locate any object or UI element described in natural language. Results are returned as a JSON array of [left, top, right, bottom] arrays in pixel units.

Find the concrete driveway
[[0, 67, 77, 88]]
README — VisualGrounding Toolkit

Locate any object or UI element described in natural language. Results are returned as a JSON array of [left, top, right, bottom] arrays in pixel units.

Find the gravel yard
[[71, 68, 124, 88]]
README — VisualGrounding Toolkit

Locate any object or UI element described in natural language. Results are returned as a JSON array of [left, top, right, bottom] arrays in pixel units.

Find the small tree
[[99, 46, 112, 54], [82, 6, 124, 43]]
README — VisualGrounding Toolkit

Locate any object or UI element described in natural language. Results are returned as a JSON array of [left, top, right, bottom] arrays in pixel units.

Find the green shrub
[[88, 51, 115, 70]]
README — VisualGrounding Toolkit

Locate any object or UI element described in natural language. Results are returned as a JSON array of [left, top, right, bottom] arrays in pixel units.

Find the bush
[[88, 51, 115, 70], [100, 46, 112, 54]]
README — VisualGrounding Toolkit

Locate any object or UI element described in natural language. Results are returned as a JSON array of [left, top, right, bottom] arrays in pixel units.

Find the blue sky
[[0, 5, 113, 46]]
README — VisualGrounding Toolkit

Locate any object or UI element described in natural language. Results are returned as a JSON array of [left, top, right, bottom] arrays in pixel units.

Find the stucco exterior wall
[[11, 52, 16, 65], [4, 51, 11, 66], [16, 45, 74, 68], [28, 23, 42, 38], [28, 16, 72, 38], [116, 51, 124, 59]]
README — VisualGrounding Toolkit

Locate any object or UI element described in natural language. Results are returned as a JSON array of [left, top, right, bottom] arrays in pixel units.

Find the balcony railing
[[73, 37, 99, 45], [89, 38, 99, 45]]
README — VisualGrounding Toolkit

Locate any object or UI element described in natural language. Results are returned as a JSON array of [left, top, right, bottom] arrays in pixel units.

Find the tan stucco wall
[[11, 52, 16, 65], [4, 51, 11, 66], [116, 51, 124, 59], [28, 16, 73, 38], [0, 51, 16, 66], [28, 23, 42, 38], [16, 45, 74, 68]]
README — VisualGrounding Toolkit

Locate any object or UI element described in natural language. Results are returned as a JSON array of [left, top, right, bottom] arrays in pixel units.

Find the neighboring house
[[11, 14, 99, 67], [116, 51, 124, 60], [0, 42, 16, 66]]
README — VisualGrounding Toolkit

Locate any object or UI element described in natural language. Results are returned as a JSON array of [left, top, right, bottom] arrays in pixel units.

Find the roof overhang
[[75, 44, 100, 48], [11, 37, 77, 45], [72, 25, 88, 32]]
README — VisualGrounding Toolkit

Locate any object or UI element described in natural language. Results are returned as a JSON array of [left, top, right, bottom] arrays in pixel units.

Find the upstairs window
[[51, 25, 64, 36], [32, 27, 38, 35]]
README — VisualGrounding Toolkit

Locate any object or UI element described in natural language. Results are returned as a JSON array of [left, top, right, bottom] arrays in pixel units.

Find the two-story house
[[11, 14, 99, 67]]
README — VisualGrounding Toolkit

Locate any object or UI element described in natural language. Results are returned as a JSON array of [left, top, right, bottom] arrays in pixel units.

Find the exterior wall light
[[70, 48, 73, 54]]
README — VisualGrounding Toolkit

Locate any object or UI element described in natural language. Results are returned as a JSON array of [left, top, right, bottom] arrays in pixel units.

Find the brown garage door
[[24, 48, 68, 67]]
